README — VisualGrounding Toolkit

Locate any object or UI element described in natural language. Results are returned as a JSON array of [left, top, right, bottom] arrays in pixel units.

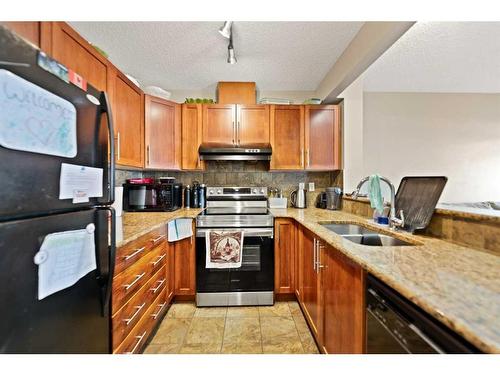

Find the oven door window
[[196, 235, 274, 293]]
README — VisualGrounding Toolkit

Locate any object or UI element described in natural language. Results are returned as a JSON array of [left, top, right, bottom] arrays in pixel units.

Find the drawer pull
[[151, 303, 167, 320], [123, 246, 146, 261], [151, 254, 166, 266], [125, 331, 147, 354], [150, 279, 166, 293], [124, 272, 145, 291], [123, 303, 146, 326], [151, 234, 165, 245]]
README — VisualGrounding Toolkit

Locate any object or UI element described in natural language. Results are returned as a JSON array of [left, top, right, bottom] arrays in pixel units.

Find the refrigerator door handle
[[100, 91, 115, 205], [96, 206, 116, 317]]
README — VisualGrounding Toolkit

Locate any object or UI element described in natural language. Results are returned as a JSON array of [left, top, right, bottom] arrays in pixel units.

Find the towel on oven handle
[[205, 230, 244, 269]]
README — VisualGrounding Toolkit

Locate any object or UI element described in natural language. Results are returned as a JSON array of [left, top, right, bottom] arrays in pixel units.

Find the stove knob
[[217, 189, 222, 194], [260, 188, 265, 194], [252, 188, 257, 194], [209, 189, 214, 195]]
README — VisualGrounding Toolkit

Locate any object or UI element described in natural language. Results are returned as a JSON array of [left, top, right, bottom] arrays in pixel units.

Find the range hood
[[199, 143, 272, 161]]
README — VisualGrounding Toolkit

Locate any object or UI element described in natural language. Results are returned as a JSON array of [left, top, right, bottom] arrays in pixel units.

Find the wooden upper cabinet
[[145, 95, 181, 170], [112, 70, 144, 168], [270, 105, 304, 170], [1, 22, 41, 47], [305, 105, 341, 171], [50, 22, 108, 91], [181, 104, 204, 170], [321, 245, 365, 354], [237, 105, 270, 145], [202, 104, 236, 145], [275, 218, 296, 295]]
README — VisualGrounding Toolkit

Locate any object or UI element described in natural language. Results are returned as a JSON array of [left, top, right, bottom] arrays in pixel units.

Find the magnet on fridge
[[34, 250, 48, 265], [86, 223, 95, 234]]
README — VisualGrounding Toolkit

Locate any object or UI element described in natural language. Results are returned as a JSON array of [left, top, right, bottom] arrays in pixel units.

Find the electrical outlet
[[308, 182, 315, 192]]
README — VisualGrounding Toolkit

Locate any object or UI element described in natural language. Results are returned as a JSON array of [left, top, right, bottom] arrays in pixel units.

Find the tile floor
[[144, 301, 320, 354]]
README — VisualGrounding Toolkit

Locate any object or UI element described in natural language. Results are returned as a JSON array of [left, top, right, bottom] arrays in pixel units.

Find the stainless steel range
[[195, 187, 274, 307]]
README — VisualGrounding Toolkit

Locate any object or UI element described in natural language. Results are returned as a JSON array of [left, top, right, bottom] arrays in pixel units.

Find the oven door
[[195, 227, 274, 293]]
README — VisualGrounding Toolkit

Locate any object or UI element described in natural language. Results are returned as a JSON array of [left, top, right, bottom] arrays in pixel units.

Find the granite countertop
[[270, 207, 500, 353], [115, 208, 203, 248]]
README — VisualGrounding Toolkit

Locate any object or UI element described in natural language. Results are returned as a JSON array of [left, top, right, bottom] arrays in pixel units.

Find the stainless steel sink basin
[[319, 223, 415, 247]]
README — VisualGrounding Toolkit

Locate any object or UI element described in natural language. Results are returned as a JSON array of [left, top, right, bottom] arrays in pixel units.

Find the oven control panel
[[207, 186, 267, 198]]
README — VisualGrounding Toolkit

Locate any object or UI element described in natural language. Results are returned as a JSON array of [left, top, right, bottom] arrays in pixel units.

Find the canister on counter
[[184, 185, 191, 208]]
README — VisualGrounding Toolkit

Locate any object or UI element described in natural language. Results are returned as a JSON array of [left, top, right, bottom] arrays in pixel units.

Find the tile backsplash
[[116, 161, 343, 207]]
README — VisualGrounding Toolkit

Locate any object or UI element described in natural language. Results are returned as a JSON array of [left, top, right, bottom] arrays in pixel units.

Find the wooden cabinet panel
[[270, 105, 304, 170], [202, 104, 235, 144], [237, 105, 270, 145], [274, 218, 296, 295], [181, 104, 204, 170], [145, 95, 181, 170], [298, 226, 321, 338], [217, 81, 256, 104], [51, 22, 108, 91], [112, 70, 144, 168], [305, 105, 341, 171], [321, 246, 365, 354], [166, 241, 175, 303], [1, 22, 40, 47], [174, 234, 196, 296]]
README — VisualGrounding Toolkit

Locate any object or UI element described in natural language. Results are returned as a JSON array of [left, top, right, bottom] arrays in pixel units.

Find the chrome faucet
[[352, 176, 405, 230]]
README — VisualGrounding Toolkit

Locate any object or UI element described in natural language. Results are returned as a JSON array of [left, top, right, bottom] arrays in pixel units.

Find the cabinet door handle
[[150, 278, 166, 293], [301, 148, 304, 168], [232, 121, 235, 144], [116, 132, 121, 161], [151, 303, 167, 320], [306, 149, 310, 168], [123, 303, 146, 325], [125, 331, 147, 354], [151, 254, 166, 266], [317, 242, 325, 271], [123, 246, 145, 261], [146, 145, 150, 166], [237, 121, 240, 146], [151, 234, 165, 245], [313, 238, 317, 272], [124, 272, 145, 290]]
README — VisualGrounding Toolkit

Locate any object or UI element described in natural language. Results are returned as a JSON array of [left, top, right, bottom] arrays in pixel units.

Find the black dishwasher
[[366, 275, 480, 354]]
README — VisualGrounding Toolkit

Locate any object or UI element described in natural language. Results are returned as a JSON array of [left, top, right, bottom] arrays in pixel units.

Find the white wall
[[338, 75, 365, 194], [363, 92, 500, 203]]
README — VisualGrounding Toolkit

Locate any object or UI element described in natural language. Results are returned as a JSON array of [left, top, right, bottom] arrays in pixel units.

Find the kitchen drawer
[[112, 242, 167, 313], [114, 287, 168, 354], [115, 226, 166, 275], [112, 265, 167, 349]]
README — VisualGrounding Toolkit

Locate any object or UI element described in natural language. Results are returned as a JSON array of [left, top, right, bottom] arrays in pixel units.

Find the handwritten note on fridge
[[34, 225, 97, 300], [0, 69, 77, 157]]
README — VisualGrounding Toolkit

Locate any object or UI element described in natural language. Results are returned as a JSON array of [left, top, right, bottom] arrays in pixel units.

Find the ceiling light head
[[218, 21, 233, 39], [227, 45, 237, 64]]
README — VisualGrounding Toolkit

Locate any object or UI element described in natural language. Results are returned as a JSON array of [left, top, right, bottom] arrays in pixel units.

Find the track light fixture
[[219, 21, 237, 64]]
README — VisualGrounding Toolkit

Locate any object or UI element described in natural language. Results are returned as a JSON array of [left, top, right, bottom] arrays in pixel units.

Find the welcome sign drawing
[[0, 69, 77, 158]]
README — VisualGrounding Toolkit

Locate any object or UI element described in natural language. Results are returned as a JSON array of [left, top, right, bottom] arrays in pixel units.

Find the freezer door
[[0, 26, 114, 220], [0, 208, 113, 353]]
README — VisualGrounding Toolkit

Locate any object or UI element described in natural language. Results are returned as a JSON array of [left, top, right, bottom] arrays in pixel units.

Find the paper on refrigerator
[[34, 224, 97, 300], [59, 163, 103, 203]]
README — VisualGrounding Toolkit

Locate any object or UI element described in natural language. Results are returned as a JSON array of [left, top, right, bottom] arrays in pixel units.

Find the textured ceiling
[[69, 22, 363, 91], [363, 22, 500, 93]]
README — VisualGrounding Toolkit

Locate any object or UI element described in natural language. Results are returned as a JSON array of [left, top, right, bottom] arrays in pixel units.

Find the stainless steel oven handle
[[196, 228, 274, 238]]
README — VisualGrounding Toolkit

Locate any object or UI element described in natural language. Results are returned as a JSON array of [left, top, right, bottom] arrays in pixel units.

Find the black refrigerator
[[0, 26, 115, 353]]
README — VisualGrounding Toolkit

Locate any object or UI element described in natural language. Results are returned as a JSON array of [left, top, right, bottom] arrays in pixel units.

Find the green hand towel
[[369, 174, 384, 213]]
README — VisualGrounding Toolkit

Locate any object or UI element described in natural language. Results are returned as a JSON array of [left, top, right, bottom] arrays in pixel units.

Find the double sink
[[319, 223, 417, 247]]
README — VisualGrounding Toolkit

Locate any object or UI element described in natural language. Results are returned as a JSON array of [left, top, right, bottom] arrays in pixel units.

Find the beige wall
[[363, 92, 500, 203]]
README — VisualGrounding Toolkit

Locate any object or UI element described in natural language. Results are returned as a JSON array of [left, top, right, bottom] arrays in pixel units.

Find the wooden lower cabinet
[[112, 225, 173, 353], [298, 226, 322, 338], [174, 232, 196, 297], [274, 218, 296, 295], [296, 223, 365, 354]]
